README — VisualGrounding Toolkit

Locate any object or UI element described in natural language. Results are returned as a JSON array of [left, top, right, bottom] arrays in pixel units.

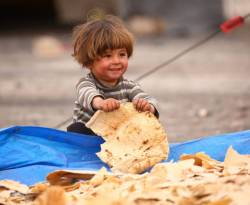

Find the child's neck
[[98, 79, 118, 87], [91, 73, 119, 87]]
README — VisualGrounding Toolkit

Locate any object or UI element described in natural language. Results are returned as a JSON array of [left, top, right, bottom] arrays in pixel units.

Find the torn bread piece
[[223, 146, 250, 175], [47, 170, 101, 186], [0, 180, 29, 194], [86, 103, 168, 174]]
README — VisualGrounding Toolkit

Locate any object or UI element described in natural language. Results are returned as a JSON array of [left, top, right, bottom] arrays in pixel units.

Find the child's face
[[90, 48, 128, 86]]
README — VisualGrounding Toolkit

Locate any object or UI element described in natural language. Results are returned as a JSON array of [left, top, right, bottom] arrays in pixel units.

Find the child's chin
[[109, 74, 122, 80]]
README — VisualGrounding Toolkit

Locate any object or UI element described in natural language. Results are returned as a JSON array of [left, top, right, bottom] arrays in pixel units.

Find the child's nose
[[112, 55, 120, 63]]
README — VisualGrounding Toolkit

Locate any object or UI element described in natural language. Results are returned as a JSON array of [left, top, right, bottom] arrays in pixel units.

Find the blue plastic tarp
[[0, 126, 250, 185]]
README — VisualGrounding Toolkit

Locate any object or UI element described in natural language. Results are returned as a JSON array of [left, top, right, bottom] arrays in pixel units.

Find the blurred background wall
[[1, 0, 248, 33]]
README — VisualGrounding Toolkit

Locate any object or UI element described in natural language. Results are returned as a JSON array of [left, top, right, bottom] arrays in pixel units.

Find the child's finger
[[107, 99, 120, 111], [133, 99, 140, 110], [132, 99, 138, 109], [138, 99, 147, 111], [110, 101, 117, 111], [114, 100, 120, 109], [103, 102, 109, 112], [142, 103, 151, 111], [109, 101, 115, 111], [135, 99, 142, 111], [137, 100, 144, 111]]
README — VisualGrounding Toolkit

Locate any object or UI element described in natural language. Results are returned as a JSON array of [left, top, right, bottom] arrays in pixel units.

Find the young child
[[67, 15, 159, 135]]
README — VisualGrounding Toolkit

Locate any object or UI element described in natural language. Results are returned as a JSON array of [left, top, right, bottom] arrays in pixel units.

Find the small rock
[[198, 108, 209, 118]]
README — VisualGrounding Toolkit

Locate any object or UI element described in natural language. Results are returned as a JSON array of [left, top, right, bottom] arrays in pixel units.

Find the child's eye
[[120, 52, 127, 57], [102, 54, 112, 58]]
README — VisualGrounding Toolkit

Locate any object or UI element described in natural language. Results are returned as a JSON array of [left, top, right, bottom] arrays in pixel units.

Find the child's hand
[[133, 98, 155, 114], [92, 97, 120, 112]]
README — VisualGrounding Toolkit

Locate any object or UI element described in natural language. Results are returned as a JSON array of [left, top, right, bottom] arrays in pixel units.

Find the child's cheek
[[124, 61, 128, 69]]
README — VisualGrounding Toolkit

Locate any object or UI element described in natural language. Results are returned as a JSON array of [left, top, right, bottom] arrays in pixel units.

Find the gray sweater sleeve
[[76, 78, 104, 113], [127, 81, 160, 117]]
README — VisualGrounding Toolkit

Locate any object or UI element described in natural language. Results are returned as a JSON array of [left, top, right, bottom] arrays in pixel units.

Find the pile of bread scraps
[[1, 146, 250, 205]]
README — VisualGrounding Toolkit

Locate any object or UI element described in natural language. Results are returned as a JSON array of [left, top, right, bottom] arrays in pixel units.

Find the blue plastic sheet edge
[[0, 125, 250, 185]]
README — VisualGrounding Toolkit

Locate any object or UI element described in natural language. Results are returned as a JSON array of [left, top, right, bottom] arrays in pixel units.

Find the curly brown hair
[[72, 15, 134, 67]]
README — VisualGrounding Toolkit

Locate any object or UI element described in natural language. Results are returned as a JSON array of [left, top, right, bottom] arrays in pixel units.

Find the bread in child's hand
[[86, 102, 169, 174]]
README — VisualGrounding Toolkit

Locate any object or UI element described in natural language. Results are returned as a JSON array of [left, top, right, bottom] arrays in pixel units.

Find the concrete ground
[[0, 26, 250, 142]]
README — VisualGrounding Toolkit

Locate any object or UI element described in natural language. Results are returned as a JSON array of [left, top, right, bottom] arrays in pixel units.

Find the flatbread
[[86, 103, 168, 174]]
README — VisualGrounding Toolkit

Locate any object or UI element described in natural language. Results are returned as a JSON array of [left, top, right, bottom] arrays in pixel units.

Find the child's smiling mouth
[[109, 67, 123, 71]]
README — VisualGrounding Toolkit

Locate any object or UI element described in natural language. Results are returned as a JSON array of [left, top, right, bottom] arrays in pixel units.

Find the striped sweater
[[73, 73, 159, 124]]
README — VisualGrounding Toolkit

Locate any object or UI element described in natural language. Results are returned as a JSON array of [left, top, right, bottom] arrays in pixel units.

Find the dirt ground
[[0, 26, 250, 142]]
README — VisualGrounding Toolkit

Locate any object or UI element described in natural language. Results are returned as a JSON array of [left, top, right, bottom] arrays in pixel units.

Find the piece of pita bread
[[47, 170, 102, 185], [223, 146, 250, 175], [86, 103, 168, 174], [180, 152, 223, 171], [0, 180, 29, 194]]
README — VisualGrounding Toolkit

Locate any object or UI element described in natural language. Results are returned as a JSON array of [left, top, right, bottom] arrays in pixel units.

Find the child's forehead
[[103, 48, 127, 53]]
